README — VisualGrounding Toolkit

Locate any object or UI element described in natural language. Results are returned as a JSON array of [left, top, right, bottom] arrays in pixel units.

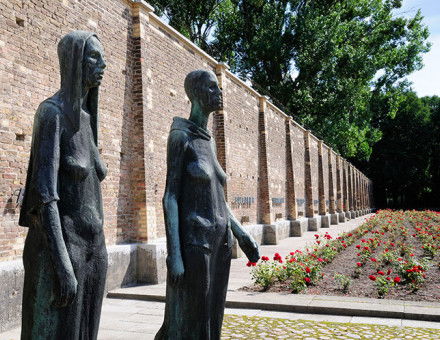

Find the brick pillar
[[348, 163, 354, 216], [362, 176, 366, 210], [304, 130, 314, 218], [258, 96, 272, 225], [285, 118, 297, 220], [317, 140, 326, 216], [214, 63, 228, 199], [343, 160, 349, 214], [356, 170, 360, 213], [128, 2, 154, 242], [328, 148, 336, 214], [336, 155, 343, 212]]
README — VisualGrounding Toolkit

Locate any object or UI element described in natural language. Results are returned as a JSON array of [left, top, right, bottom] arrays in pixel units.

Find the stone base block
[[320, 214, 330, 228], [0, 260, 23, 333], [338, 212, 346, 223], [263, 220, 291, 245], [137, 241, 167, 285], [330, 213, 339, 225], [345, 211, 351, 220], [232, 224, 264, 258], [307, 216, 321, 231], [290, 217, 309, 237], [350, 211, 357, 219]]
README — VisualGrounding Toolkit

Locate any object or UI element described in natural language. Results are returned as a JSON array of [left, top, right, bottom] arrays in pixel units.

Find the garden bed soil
[[242, 220, 440, 302]]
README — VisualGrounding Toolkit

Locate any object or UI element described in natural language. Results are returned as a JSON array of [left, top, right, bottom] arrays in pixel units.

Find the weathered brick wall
[[0, 0, 134, 260], [0, 0, 372, 261], [266, 104, 286, 221], [309, 138, 319, 214], [223, 74, 259, 225], [290, 123, 305, 216], [322, 145, 329, 212]]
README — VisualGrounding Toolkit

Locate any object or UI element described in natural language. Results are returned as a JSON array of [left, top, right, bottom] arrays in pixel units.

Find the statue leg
[[21, 228, 59, 340], [209, 242, 232, 339]]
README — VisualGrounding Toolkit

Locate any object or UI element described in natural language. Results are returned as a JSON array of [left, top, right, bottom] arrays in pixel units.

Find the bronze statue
[[155, 70, 260, 340], [19, 31, 108, 340]]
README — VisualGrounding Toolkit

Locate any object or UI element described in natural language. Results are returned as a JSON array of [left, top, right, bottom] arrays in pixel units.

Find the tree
[[367, 92, 433, 208], [147, 0, 226, 51], [149, 0, 430, 161], [212, 0, 430, 159]]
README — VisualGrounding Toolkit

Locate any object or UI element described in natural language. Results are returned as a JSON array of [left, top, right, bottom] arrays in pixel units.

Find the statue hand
[[238, 234, 260, 263], [166, 254, 184, 284], [53, 268, 78, 308]]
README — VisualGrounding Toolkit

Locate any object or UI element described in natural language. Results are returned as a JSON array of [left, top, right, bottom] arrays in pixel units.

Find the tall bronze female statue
[[155, 70, 260, 340], [19, 31, 108, 340]]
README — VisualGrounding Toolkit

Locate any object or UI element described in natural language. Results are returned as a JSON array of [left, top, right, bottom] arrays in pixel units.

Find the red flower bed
[[246, 210, 440, 301]]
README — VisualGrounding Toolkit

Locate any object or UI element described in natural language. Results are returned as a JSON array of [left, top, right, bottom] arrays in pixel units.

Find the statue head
[[82, 36, 106, 89], [57, 31, 105, 144], [184, 70, 223, 114]]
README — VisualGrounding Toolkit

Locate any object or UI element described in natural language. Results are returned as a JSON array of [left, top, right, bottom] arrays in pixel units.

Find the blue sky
[[398, 0, 440, 96]]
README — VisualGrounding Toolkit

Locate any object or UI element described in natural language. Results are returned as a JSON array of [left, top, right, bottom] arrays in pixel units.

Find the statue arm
[[163, 130, 187, 283], [227, 205, 260, 263], [34, 104, 77, 307]]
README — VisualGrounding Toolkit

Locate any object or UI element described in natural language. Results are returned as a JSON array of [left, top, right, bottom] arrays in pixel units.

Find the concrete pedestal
[[307, 216, 321, 231], [263, 220, 291, 245], [290, 217, 309, 237], [345, 211, 351, 220], [338, 212, 346, 223], [330, 213, 339, 225], [320, 214, 331, 228], [350, 211, 357, 219]]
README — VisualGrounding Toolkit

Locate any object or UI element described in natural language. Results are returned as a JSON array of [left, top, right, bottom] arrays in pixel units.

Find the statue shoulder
[[36, 99, 63, 122]]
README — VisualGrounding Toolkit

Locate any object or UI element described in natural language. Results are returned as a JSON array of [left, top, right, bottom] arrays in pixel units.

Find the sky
[[398, 0, 440, 97]]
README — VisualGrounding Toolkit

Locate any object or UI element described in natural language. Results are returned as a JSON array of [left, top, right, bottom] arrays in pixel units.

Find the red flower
[[369, 275, 376, 281], [386, 277, 391, 281], [305, 277, 311, 283], [387, 269, 392, 275], [317, 258, 324, 262], [377, 271, 385, 275], [305, 267, 311, 273], [356, 245, 361, 249], [356, 262, 362, 267], [370, 258, 377, 262], [246, 261, 256, 267], [394, 277, 401, 283]]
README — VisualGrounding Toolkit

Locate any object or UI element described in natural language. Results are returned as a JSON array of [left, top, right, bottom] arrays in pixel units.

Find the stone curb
[[107, 287, 440, 322]]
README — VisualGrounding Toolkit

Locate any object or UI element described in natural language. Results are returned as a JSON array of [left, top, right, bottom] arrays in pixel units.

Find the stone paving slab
[[108, 287, 440, 322], [3, 299, 440, 340]]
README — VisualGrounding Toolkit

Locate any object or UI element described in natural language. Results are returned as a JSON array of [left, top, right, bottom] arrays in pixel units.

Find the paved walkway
[[3, 298, 440, 339], [5, 214, 440, 338]]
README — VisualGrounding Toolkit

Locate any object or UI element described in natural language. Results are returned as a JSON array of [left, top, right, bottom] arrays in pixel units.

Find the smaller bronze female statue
[[19, 31, 108, 340], [155, 70, 260, 340]]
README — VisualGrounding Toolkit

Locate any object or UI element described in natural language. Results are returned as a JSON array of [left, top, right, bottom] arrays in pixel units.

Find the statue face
[[82, 36, 106, 88], [199, 72, 223, 113]]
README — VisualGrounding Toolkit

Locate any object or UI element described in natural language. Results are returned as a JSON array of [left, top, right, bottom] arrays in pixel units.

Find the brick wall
[[322, 145, 329, 213], [0, 0, 372, 261], [309, 138, 319, 214], [222, 74, 259, 225], [290, 123, 305, 216], [0, 0, 133, 260], [265, 104, 286, 222]]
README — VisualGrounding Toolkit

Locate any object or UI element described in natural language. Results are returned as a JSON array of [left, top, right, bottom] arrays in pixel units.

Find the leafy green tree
[[147, 0, 226, 51], [213, 0, 430, 159], [366, 92, 433, 208], [149, 0, 430, 162]]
